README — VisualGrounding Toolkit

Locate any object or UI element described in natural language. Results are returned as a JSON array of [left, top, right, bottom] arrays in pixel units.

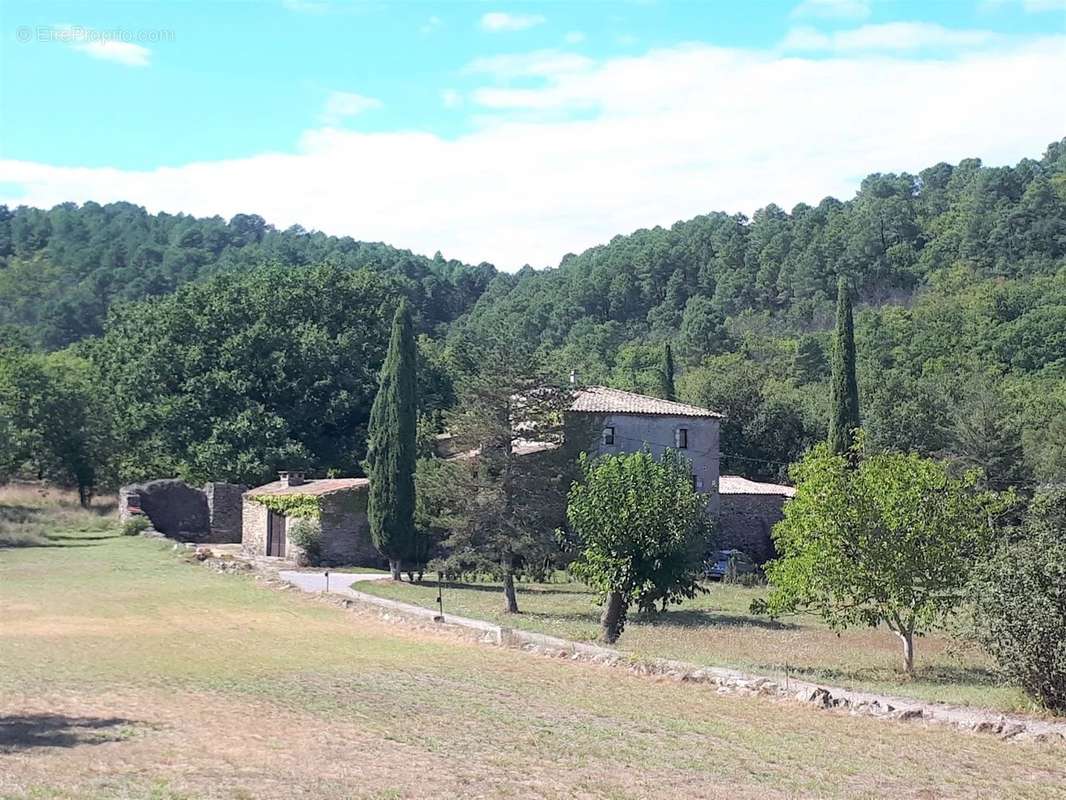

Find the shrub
[[288, 517, 322, 565], [121, 515, 150, 536], [970, 488, 1066, 712]]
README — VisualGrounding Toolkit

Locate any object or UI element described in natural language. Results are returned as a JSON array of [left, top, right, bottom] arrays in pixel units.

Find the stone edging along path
[[202, 555, 1066, 746]]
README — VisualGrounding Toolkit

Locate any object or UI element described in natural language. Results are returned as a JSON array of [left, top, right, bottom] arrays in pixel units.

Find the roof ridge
[[571, 385, 722, 418]]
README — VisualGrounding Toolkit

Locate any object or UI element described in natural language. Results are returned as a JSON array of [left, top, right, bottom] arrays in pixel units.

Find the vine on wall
[[252, 494, 321, 519]]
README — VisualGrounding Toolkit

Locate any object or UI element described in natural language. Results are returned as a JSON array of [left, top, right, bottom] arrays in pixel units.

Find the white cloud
[[321, 91, 382, 125], [564, 31, 586, 45], [791, 0, 871, 19], [74, 39, 150, 67], [281, 0, 329, 13], [420, 16, 443, 35], [783, 22, 998, 52], [480, 12, 545, 32], [441, 88, 462, 109], [54, 26, 151, 66], [464, 50, 594, 79], [3, 37, 1064, 271], [982, 0, 1066, 11]]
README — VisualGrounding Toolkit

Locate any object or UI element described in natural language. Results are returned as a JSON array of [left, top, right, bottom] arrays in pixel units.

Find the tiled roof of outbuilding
[[569, 386, 722, 418], [719, 475, 796, 497], [246, 477, 369, 498]]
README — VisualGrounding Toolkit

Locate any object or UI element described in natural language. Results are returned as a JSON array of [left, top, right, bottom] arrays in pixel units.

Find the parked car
[[704, 549, 758, 581]]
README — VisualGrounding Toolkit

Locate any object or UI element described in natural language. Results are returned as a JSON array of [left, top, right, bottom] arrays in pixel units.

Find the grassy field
[[358, 577, 1034, 713], [2, 496, 1063, 799]]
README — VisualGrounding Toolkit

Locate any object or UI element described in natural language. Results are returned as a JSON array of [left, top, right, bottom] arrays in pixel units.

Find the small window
[[676, 428, 688, 449], [602, 426, 615, 446], [690, 474, 699, 491]]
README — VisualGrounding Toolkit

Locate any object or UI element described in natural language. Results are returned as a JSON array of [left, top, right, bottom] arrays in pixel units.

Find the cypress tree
[[828, 278, 861, 455], [660, 342, 676, 402], [367, 300, 418, 580]]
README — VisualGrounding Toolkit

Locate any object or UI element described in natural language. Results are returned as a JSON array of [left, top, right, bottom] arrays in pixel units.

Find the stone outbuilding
[[716, 475, 796, 563], [241, 472, 378, 566]]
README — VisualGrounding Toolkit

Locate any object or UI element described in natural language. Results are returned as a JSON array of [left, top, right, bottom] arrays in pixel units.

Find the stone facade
[[241, 476, 379, 567], [567, 387, 722, 517], [119, 479, 246, 543], [204, 482, 246, 542], [318, 489, 380, 566], [241, 496, 270, 556], [716, 490, 790, 564]]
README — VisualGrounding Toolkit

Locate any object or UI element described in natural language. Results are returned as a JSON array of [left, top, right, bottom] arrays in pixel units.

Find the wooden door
[[266, 511, 286, 557]]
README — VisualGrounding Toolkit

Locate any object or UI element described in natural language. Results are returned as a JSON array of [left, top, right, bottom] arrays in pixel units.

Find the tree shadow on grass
[[429, 581, 593, 598], [0, 714, 140, 752], [633, 609, 797, 631], [42, 539, 118, 546], [790, 663, 1002, 690]]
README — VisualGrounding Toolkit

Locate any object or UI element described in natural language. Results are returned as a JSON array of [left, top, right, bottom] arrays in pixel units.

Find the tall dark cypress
[[828, 278, 860, 455], [367, 300, 418, 580], [660, 342, 676, 402]]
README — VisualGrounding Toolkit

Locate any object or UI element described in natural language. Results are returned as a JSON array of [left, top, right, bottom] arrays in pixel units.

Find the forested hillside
[[1, 140, 1064, 491], [0, 202, 496, 348], [451, 138, 1066, 483]]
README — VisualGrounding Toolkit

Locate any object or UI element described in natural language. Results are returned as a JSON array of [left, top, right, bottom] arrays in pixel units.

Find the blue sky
[[1, 0, 1064, 268]]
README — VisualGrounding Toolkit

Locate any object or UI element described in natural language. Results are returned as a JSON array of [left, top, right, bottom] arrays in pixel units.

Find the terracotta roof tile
[[569, 386, 722, 418], [246, 477, 369, 498], [719, 475, 795, 497]]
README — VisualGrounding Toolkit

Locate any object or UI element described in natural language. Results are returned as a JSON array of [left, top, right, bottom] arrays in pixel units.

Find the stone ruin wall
[[120, 478, 246, 543]]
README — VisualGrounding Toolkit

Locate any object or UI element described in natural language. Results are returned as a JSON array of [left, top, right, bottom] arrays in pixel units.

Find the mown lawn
[[359, 576, 1034, 713], [1, 495, 1062, 799]]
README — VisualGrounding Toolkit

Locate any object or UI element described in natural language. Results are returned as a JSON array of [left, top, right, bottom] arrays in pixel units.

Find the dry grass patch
[[1, 497, 1063, 799], [360, 578, 1030, 713]]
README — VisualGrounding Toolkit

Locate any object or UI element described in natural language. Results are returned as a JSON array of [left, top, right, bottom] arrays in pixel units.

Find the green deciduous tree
[[756, 441, 1012, 673], [828, 278, 860, 455], [367, 300, 419, 580], [0, 348, 113, 504], [970, 487, 1066, 712], [88, 265, 422, 485], [565, 449, 709, 644]]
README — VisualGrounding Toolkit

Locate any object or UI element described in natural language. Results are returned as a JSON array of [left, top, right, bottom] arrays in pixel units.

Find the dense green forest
[[0, 202, 496, 348], [1, 139, 1064, 492]]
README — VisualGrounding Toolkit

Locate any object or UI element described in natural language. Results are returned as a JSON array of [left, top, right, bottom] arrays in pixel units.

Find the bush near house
[[970, 487, 1066, 712]]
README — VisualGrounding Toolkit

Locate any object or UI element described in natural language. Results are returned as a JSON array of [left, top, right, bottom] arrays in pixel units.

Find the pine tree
[[367, 300, 418, 580], [828, 278, 860, 455], [660, 342, 676, 401]]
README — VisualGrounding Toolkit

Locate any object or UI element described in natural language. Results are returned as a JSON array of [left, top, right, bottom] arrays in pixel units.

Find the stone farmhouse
[[567, 385, 723, 514], [565, 386, 792, 560], [122, 385, 792, 566]]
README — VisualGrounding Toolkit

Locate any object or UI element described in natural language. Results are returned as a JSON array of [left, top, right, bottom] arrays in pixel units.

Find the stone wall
[[575, 412, 721, 516], [119, 479, 209, 541], [241, 497, 270, 557], [716, 493, 788, 563], [319, 488, 379, 566], [120, 479, 246, 543], [204, 482, 246, 543]]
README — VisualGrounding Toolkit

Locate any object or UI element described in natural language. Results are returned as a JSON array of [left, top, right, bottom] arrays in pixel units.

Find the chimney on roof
[[569, 369, 577, 386], [278, 470, 305, 487]]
